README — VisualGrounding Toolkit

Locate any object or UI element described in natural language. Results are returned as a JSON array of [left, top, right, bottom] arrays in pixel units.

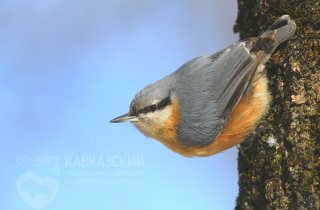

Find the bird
[[110, 15, 296, 157]]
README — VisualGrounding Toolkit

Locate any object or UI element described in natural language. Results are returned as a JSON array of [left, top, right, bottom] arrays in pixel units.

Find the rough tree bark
[[234, 0, 320, 209]]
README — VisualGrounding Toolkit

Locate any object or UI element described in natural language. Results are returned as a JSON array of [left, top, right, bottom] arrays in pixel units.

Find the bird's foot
[[237, 132, 257, 156]]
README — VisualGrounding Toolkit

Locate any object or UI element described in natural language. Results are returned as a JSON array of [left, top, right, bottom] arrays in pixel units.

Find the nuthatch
[[111, 15, 296, 157]]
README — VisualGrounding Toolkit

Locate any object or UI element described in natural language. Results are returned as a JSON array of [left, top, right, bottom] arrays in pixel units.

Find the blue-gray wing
[[174, 42, 259, 147]]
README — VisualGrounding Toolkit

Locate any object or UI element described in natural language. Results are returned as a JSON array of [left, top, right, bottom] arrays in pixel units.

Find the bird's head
[[110, 80, 179, 141]]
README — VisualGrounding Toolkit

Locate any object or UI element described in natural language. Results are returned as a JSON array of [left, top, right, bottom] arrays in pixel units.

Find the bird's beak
[[110, 113, 138, 123]]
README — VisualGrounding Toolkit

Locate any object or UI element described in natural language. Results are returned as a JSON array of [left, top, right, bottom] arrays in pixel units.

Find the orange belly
[[157, 75, 271, 157]]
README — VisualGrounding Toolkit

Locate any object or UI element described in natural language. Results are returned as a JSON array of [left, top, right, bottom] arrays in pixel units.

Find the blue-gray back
[[171, 42, 257, 146]]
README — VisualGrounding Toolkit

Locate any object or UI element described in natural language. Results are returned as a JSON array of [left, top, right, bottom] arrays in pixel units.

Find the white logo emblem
[[16, 156, 60, 210]]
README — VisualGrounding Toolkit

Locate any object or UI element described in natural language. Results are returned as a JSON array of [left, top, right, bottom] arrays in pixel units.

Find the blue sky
[[0, 1, 240, 209]]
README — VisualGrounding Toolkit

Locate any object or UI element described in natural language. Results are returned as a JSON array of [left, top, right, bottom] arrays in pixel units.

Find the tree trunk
[[234, 0, 320, 209]]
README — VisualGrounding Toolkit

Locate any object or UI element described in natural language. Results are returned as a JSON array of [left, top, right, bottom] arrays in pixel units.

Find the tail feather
[[260, 15, 297, 52], [243, 15, 296, 83], [246, 15, 296, 55]]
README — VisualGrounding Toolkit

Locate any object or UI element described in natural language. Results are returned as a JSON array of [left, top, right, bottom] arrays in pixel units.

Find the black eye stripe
[[157, 96, 171, 110], [136, 96, 171, 115]]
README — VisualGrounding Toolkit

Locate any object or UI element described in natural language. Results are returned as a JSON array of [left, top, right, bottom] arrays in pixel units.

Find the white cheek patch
[[144, 105, 173, 123], [132, 105, 173, 139]]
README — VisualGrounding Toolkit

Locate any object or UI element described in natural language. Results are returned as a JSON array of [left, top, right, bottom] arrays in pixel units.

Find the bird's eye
[[149, 104, 157, 112]]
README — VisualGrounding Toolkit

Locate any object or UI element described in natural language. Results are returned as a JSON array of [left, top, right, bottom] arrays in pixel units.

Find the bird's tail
[[248, 15, 296, 58], [261, 15, 296, 51]]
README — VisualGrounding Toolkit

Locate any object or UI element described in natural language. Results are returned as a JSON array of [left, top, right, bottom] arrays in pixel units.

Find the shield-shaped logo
[[16, 156, 60, 210]]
